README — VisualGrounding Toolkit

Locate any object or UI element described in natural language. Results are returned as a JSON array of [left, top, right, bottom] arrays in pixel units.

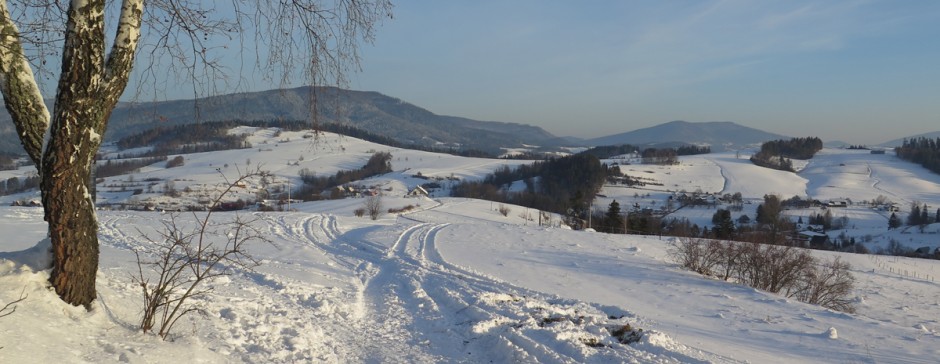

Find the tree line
[[95, 156, 169, 178], [896, 137, 940, 175], [0, 175, 41, 197], [117, 119, 494, 159], [751, 137, 823, 172], [295, 152, 393, 200], [0, 153, 18, 171], [578, 144, 710, 163], [116, 122, 252, 157], [451, 154, 616, 225]]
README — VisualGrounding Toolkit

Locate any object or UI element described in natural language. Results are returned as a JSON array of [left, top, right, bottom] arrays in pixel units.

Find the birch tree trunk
[[1, 0, 142, 308]]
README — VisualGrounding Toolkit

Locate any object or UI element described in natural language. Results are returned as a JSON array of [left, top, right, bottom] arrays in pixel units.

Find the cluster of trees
[[316, 122, 490, 158], [295, 152, 393, 200], [896, 137, 940, 175], [750, 137, 823, 172], [95, 156, 169, 178], [578, 144, 710, 163], [165, 156, 185, 168], [670, 238, 856, 313], [582, 200, 670, 235], [907, 202, 939, 226], [578, 144, 639, 159], [0, 154, 18, 171], [0, 176, 41, 196], [806, 210, 834, 230], [675, 145, 711, 156], [451, 154, 615, 225], [117, 122, 251, 157], [639, 148, 679, 165]]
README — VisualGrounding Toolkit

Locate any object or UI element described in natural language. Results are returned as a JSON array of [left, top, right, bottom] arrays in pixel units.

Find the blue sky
[[342, 0, 940, 144]]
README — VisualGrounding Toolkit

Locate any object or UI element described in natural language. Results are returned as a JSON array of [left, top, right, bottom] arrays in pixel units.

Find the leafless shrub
[[792, 257, 857, 313], [388, 204, 416, 214], [0, 287, 27, 319], [353, 207, 366, 218], [669, 238, 720, 276], [0, 287, 27, 350], [670, 239, 856, 312], [133, 171, 269, 340], [498, 204, 511, 217], [737, 243, 813, 294]]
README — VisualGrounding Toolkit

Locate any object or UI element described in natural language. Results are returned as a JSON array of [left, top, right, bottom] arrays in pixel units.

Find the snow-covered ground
[[3, 129, 940, 362], [598, 149, 940, 253], [2, 198, 939, 363]]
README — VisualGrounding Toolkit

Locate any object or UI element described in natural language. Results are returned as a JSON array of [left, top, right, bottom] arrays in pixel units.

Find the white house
[[407, 186, 429, 198]]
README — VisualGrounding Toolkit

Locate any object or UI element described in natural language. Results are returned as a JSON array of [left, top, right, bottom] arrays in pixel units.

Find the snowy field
[[599, 149, 940, 252], [2, 199, 939, 363], [3, 129, 940, 362]]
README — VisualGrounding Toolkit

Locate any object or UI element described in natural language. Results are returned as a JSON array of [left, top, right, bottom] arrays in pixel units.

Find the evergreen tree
[[605, 200, 623, 233], [711, 209, 735, 239], [888, 213, 902, 229], [908, 202, 922, 226], [921, 204, 929, 226]]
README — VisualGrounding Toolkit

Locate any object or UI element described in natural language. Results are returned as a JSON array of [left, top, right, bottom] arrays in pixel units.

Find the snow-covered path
[[321, 213, 724, 363]]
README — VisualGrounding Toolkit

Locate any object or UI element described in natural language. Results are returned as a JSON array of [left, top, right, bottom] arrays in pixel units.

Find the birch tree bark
[[1, 0, 143, 307]]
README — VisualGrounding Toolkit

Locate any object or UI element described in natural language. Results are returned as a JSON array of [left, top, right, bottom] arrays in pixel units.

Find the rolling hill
[[586, 120, 789, 151], [0, 87, 562, 156], [879, 131, 940, 147]]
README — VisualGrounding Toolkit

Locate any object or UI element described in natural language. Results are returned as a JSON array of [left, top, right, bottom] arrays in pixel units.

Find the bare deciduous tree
[[0, 0, 391, 308], [365, 194, 382, 220]]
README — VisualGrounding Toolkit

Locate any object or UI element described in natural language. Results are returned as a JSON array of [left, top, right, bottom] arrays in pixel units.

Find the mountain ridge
[[1, 88, 818, 156], [0, 87, 562, 155], [586, 120, 789, 152]]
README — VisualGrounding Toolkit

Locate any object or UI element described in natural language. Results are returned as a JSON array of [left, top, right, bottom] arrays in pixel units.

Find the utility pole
[[587, 202, 593, 230]]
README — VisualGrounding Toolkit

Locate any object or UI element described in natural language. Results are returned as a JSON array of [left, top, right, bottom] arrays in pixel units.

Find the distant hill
[[586, 121, 789, 152], [0, 87, 561, 155], [879, 131, 940, 148]]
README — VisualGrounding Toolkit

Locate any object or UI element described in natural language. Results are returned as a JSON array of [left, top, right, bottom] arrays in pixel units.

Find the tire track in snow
[[349, 220, 736, 363]]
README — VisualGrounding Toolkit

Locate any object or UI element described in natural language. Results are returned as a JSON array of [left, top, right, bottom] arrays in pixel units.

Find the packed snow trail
[[308, 213, 735, 363]]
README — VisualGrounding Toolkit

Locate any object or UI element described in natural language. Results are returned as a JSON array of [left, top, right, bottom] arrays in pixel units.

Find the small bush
[[354, 208, 366, 217], [608, 324, 643, 344], [388, 204, 416, 214], [498, 204, 511, 217], [165, 155, 185, 168], [670, 238, 856, 312], [579, 337, 607, 348], [133, 171, 268, 340], [792, 257, 856, 313]]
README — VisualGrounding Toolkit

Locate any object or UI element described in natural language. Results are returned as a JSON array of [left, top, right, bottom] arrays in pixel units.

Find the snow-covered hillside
[[598, 148, 940, 253], [3, 127, 940, 362]]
